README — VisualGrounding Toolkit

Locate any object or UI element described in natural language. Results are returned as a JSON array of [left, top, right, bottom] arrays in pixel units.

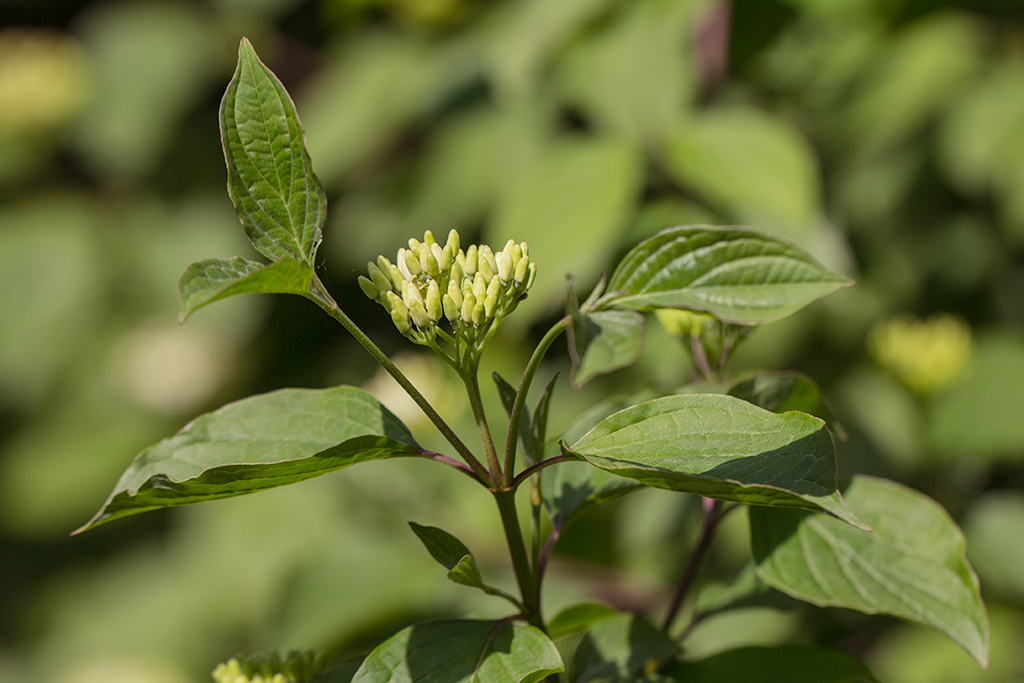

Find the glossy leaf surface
[[351, 619, 563, 683], [564, 394, 863, 527], [751, 475, 988, 665], [604, 226, 851, 324], [221, 38, 326, 265], [178, 256, 314, 322], [78, 387, 421, 532]]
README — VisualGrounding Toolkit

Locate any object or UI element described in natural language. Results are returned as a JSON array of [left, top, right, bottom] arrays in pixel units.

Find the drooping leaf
[[750, 475, 989, 666], [572, 613, 678, 683], [77, 387, 421, 533], [563, 394, 865, 528], [568, 308, 645, 389], [546, 603, 618, 640], [351, 619, 563, 683], [221, 38, 326, 265], [408, 522, 475, 572], [663, 645, 880, 682], [604, 226, 852, 325], [178, 256, 314, 322]]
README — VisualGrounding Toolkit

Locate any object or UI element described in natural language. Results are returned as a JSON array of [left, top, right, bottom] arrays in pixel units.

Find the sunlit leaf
[[604, 226, 852, 325], [563, 394, 864, 528], [77, 387, 422, 532], [663, 645, 879, 682], [751, 475, 988, 666], [351, 619, 563, 683], [221, 38, 326, 265], [178, 257, 314, 322]]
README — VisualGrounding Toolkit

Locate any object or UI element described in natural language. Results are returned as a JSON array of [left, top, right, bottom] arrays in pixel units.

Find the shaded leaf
[[563, 394, 864, 528], [751, 475, 988, 666], [573, 613, 677, 683], [178, 256, 314, 322], [408, 522, 475, 572], [77, 387, 421, 532], [529, 374, 559, 462], [604, 226, 852, 325], [663, 645, 879, 682], [446, 555, 486, 590], [221, 38, 326, 265], [352, 619, 563, 683], [493, 372, 535, 460], [568, 308, 645, 389], [726, 372, 844, 438]]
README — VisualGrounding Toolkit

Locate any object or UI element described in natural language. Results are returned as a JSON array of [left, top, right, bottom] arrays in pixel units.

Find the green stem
[[306, 278, 490, 482], [494, 489, 543, 629], [661, 497, 723, 633], [462, 362, 502, 486], [503, 317, 568, 485]]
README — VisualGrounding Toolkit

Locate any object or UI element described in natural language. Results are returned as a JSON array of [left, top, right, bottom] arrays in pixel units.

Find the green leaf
[[750, 475, 989, 666], [563, 394, 865, 528], [493, 372, 535, 460], [529, 374, 559, 462], [663, 645, 880, 682], [726, 372, 844, 437], [446, 555, 486, 590], [178, 256, 315, 322], [77, 386, 421, 533], [604, 226, 852, 325], [351, 619, 563, 683], [568, 307, 645, 390], [408, 522, 475, 572], [546, 603, 617, 640], [572, 613, 677, 683], [221, 38, 326, 265]]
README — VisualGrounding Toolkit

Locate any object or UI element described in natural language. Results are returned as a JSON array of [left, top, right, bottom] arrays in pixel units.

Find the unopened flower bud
[[367, 262, 392, 294], [442, 293, 459, 322], [385, 291, 407, 319], [478, 245, 497, 282], [438, 243, 453, 271], [461, 292, 477, 324], [426, 281, 443, 322], [358, 275, 379, 300], [514, 256, 529, 285], [526, 261, 537, 289], [423, 230, 436, 246], [389, 264, 406, 289], [472, 301, 486, 326], [403, 281, 424, 309], [449, 261, 463, 287], [495, 251, 513, 283], [408, 237, 422, 251], [409, 299, 430, 328], [447, 279, 463, 309], [403, 248, 422, 276], [473, 272, 487, 299], [484, 292, 499, 318], [422, 249, 441, 279], [391, 306, 411, 334], [446, 228, 460, 255], [464, 245, 478, 276]]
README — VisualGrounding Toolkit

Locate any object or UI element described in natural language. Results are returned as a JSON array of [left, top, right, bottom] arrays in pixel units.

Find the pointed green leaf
[[352, 620, 563, 683], [568, 309, 645, 389], [408, 522, 475, 572], [726, 372, 845, 437], [446, 555, 486, 589], [178, 256, 315, 322], [529, 374, 559, 462], [750, 475, 989, 666], [604, 226, 852, 325], [573, 613, 678, 683], [546, 603, 618, 640], [77, 386, 421, 533], [663, 645, 880, 682], [563, 394, 865, 528], [493, 372, 535, 459], [221, 38, 326, 265]]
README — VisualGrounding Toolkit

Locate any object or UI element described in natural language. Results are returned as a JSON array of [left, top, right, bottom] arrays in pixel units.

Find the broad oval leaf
[[221, 38, 326, 265], [562, 394, 865, 529], [178, 256, 315, 322], [352, 619, 563, 683], [750, 475, 989, 666], [76, 386, 421, 533], [663, 645, 880, 682], [604, 226, 852, 325]]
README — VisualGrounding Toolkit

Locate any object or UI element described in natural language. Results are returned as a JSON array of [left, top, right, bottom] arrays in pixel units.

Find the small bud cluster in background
[[868, 313, 972, 395], [360, 229, 536, 362], [212, 650, 325, 683]]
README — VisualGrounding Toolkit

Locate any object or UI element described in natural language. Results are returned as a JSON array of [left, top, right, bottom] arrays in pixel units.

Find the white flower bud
[[473, 272, 487, 299], [409, 299, 430, 328], [408, 237, 422, 251], [403, 281, 424, 309], [461, 292, 477, 324], [526, 261, 537, 289], [464, 245, 478, 276], [484, 292, 499, 318], [519, 242, 528, 259], [389, 264, 405, 289], [397, 248, 414, 280], [422, 249, 441, 279], [495, 251, 513, 283], [478, 245, 497, 282], [486, 276, 501, 300], [426, 281, 442, 322], [514, 256, 529, 285], [436, 243, 452, 271]]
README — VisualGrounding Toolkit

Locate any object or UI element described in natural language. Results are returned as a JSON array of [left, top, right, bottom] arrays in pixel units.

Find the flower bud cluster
[[212, 650, 325, 683], [359, 229, 536, 355]]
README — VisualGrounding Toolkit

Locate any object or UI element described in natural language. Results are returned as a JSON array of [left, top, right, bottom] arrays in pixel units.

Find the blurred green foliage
[[2, 0, 1024, 681]]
